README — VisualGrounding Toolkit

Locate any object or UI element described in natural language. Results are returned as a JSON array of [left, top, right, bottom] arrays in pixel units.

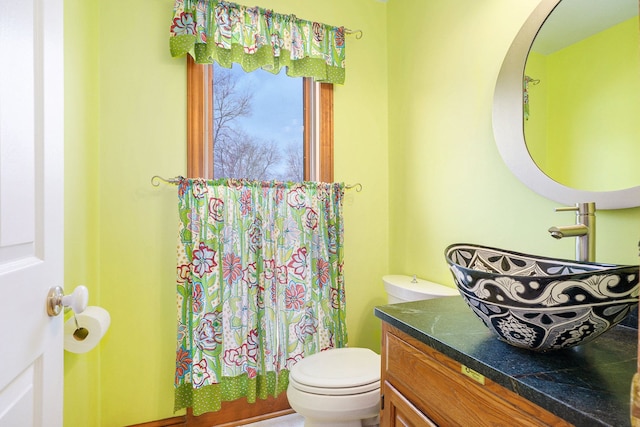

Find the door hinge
[[380, 393, 384, 410]]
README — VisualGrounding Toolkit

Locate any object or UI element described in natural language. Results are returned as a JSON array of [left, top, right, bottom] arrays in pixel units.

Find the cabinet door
[[383, 381, 437, 427], [382, 324, 572, 427]]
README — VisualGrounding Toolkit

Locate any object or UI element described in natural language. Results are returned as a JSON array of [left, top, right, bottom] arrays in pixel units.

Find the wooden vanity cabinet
[[380, 323, 573, 427]]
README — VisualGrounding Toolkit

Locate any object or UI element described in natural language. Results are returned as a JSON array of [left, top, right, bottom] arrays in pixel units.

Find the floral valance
[[170, 0, 346, 84]]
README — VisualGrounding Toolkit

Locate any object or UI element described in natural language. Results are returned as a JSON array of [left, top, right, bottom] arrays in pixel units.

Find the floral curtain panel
[[523, 76, 532, 120], [170, 0, 347, 84], [523, 75, 539, 121], [174, 178, 347, 415]]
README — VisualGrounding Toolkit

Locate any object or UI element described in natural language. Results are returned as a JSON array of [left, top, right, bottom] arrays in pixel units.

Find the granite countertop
[[374, 296, 638, 427]]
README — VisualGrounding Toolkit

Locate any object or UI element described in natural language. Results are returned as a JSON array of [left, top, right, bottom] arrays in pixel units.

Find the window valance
[[170, 0, 347, 84]]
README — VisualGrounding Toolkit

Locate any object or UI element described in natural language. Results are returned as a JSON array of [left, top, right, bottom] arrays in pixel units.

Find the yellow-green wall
[[64, 0, 388, 425], [64, 0, 640, 426], [526, 17, 640, 191], [64, 0, 100, 424]]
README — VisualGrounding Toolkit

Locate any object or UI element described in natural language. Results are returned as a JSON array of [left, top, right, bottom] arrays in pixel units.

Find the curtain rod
[[151, 175, 362, 192], [525, 75, 540, 85], [345, 28, 363, 39]]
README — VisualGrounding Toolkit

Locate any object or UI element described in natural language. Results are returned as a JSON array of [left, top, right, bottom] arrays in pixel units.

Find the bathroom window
[[187, 57, 334, 181]]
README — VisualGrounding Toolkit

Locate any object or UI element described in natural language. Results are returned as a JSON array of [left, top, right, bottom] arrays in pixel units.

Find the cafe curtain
[[174, 178, 347, 415], [169, 0, 347, 84]]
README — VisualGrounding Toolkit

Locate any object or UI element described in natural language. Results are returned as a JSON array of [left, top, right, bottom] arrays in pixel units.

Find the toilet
[[286, 275, 459, 427]]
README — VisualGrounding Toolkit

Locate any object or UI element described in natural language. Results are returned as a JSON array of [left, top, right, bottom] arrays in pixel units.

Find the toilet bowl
[[287, 348, 380, 427], [286, 275, 457, 427]]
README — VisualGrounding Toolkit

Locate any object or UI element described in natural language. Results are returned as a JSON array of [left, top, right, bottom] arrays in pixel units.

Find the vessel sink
[[445, 243, 639, 352]]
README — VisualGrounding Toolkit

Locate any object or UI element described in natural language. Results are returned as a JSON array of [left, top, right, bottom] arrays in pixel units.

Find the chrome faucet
[[548, 202, 596, 262]]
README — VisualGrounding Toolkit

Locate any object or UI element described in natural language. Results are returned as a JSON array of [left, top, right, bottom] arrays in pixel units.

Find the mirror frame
[[493, 0, 640, 209]]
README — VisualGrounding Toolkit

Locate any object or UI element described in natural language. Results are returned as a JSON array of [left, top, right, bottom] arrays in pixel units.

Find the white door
[[0, 0, 64, 425]]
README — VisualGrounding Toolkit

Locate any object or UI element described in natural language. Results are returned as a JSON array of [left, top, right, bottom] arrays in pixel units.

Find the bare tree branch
[[214, 128, 283, 180], [213, 67, 252, 145], [283, 141, 303, 181], [212, 65, 303, 181]]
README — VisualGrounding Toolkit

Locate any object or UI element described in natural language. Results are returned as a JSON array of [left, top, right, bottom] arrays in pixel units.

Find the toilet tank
[[383, 275, 459, 304]]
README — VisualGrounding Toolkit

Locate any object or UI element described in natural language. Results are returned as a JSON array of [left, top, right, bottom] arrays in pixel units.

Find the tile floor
[[241, 413, 304, 427]]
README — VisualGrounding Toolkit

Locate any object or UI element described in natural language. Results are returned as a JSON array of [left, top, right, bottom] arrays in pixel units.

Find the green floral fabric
[[524, 76, 531, 120], [174, 179, 347, 415], [170, 0, 346, 84]]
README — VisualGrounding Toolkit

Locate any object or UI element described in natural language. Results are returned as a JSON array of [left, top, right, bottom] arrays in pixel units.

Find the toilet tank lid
[[290, 348, 380, 389], [383, 275, 459, 299]]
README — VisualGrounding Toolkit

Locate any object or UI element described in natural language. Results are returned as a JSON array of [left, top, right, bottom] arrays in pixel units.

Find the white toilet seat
[[289, 376, 379, 396], [289, 347, 381, 396]]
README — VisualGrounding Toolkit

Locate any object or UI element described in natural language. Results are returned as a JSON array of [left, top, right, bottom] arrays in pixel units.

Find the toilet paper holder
[[47, 285, 88, 317]]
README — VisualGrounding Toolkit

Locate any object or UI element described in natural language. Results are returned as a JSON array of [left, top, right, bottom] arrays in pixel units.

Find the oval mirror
[[493, 0, 640, 209]]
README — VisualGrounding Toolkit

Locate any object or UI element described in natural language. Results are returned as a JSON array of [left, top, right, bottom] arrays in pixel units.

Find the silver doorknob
[[47, 286, 88, 317]]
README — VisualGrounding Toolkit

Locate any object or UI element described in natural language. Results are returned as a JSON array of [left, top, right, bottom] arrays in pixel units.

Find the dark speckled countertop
[[374, 296, 638, 427]]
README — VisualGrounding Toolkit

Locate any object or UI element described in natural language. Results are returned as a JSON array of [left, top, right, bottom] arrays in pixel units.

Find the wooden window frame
[[187, 56, 334, 182]]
